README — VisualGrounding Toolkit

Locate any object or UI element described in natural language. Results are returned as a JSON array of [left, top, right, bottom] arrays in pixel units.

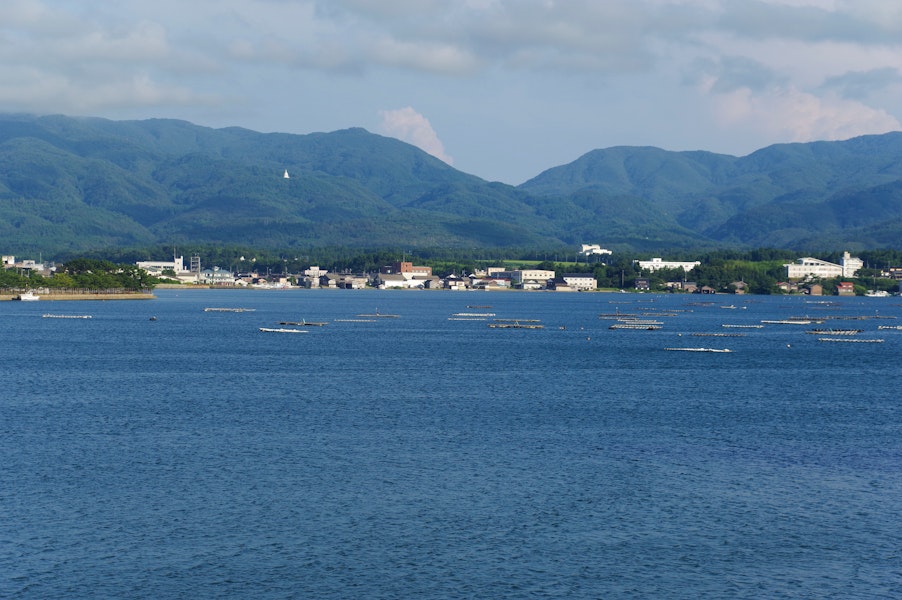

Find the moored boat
[[664, 347, 732, 353]]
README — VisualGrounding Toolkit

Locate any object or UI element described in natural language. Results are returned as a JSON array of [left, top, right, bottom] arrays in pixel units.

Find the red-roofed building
[[836, 282, 855, 296]]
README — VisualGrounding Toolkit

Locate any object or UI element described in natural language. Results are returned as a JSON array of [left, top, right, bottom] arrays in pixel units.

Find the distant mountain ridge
[[1, 113, 901, 254]]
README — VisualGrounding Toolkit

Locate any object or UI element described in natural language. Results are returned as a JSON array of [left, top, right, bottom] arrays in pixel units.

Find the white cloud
[[709, 84, 901, 145], [3, 0, 902, 182], [378, 107, 453, 164]]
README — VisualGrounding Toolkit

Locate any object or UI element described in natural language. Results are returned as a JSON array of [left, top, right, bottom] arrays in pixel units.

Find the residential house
[[200, 267, 236, 286], [666, 281, 697, 293], [443, 274, 468, 290], [317, 274, 338, 289], [836, 281, 855, 296]]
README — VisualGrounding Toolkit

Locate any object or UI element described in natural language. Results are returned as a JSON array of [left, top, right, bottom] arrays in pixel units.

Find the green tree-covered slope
[[2, 113, 902, 254]]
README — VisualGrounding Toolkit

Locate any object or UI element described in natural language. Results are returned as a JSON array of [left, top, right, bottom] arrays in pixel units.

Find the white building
[[580, 244, 612, 256], [484, 269, 556, 286], [304, 266, 327, 288], [137, 256, 186, 275], [562, 273, 598, 291], [636, 258, 700, 272], [200, 267, 236, 286], [840, 252, 863, 278], [785, 257, 843, 279], [514, 269, 555, 284]]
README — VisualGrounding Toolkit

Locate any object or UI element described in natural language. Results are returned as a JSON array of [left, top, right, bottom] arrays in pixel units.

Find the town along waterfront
[[3, 289, 900, 598]]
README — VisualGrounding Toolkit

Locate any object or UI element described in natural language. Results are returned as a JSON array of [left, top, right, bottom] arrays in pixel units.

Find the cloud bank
[[1, 0, 902, 181]]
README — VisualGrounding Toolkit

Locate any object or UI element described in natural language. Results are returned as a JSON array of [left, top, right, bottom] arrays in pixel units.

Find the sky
[[2, 1, 902, 184]]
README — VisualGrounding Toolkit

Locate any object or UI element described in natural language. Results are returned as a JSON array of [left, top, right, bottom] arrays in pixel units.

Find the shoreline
[[2, 292, 156, 301]]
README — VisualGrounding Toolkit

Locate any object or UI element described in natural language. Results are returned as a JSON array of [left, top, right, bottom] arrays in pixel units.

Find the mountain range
[[2, 113, 902, 255]]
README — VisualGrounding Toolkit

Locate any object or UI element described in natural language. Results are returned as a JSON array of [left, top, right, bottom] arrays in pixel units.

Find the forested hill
[[519, 134, 902, 249], [2, 113, 902, 254]]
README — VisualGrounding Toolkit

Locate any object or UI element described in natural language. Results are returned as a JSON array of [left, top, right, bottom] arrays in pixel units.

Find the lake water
[[3, 289, 901, 598]]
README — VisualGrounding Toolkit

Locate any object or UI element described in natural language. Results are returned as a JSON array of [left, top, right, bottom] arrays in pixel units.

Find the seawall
[[2, 292, 155, 301]]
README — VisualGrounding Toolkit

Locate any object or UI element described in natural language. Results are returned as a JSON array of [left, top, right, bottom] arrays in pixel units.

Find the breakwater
[[1, 291, 155, 301]]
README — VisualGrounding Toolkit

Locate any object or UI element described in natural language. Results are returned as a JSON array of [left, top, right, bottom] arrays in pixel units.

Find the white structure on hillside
[[581, 244, 612, 256], [636, 257, 700, 272]]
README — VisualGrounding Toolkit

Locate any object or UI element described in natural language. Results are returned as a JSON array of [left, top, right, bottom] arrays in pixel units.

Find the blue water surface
[[2, 289, 901, 598]]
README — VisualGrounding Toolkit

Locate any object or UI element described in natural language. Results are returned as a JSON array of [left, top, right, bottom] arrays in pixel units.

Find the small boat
[[15, 291, 39, 301], [865, 290, 890, 297], [259, 327, 307, 333], [664, 347, 732, 353]]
